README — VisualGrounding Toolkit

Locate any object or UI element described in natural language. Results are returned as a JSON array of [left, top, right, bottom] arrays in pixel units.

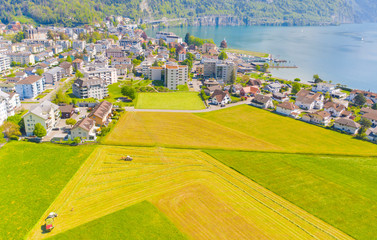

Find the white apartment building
[[7, 52, 35, 65], [23, 101, 60, 136], [165, 64, 188, 90], [72, 77, 108, 99], [72, 40, 86, 51], [83, 66, 118, 85], [43, 67, 64, 85], [0, 90, 21, 125], [0, 54, 10, 73], [203, 59, 237, 84], [148, 67, 163, 81]]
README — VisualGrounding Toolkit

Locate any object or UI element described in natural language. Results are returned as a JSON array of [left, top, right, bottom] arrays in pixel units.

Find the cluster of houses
[[23, 100, 113, 141]]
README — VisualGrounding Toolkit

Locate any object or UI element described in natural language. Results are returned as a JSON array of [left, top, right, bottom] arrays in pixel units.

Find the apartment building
[[165, 64, 188, 90], [7, 52, 35, 65], [43, 67, 64, 85], [83, 66, 117, 85], [23, 101, 60, 136], [203, 59, 237, 84], [72, 77, 108, 99], [0, 54, 10, 73], [15, 75, 45, 99]]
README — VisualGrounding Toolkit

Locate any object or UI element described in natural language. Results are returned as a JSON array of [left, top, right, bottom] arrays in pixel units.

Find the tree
[[229, 69, 236, 84], [12, 31, 25, 43], [1, 122, 21, 139], [142, 42, 147, 49], [313, 74, 323, 83], [184, 32, 190, 44], [121, 86, 136, 100], [66, 56, 72, 62], [354, 93, 367, 106], [75, 70, 84, 78], [36, 69, 44, 76], [132, 59, 141, 66], [294, 78, 301, 82], [372, 103, 377, 110], [73, 137, 81, 144], [47, 30, 55, 40], [292, 82, 301, 94], [218, 51, 228, 60], [220, 39, 227, 49], [255, 65, 261, 71], [33, 123, 46, 138], [241, 75, 250, 82], [360, 118, 372, 130], [53, 89, 71, 105], [66, 118, 77, 127], [263, 63, 269, 72]]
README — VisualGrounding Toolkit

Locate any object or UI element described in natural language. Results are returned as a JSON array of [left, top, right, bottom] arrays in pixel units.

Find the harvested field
[[27, 146, 352, 240]]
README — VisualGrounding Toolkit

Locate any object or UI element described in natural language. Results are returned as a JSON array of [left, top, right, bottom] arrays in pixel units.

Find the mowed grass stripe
[[28, 146, 352, 240], [205, 150, 377, 239], [103, 111, 281, 151]]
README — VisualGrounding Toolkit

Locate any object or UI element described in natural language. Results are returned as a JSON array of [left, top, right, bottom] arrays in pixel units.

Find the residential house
[[323, 101, 346, 117], [366, 128, 377, 141], [106, 47, 125, 58], [72, 40, 86, 51], [264, 82, 283, 93], [88, 100, 113, 126], [23, 101, 60, 136], [60, 62, 73, 76], [251, 94, 274, 109], [295, 90, 324, 110], [70, 117, 97, 141], [0, 82, 15, 93], [272, 92, 289, 102], [202, 43, 217, 53], [43, 67, 64, 85], [276, 101, 301, 118], [349, 90, 377, 104], [147, 66, 163, 81], [312, 83, 336, 93], [246, 79, 262, 87], [59, 105, 74, 119], [15, 71, 27, 79], [72, 58, 84, 70], [333, 118, 361, 135], [242, 86, 260, 97], [15, 75, 45, 99], [111, 57, 131, 66], [72, 77, 108, 99], [0, 96, 7, 125], [210, 89, 231, 105], [178, 50, 186, 62], [362, 111, 377, 126], [302, 111, 331, 126]]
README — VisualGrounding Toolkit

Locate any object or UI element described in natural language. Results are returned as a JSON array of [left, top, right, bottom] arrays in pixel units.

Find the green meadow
[[205, 150, 377, 240], [0, 142, 96, 240], [136, 92, 205, 110]]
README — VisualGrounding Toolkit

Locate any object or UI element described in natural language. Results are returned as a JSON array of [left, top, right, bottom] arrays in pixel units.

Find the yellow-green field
[[26, 146, 351, 240], [136, 92, 205, 110], [225, 48, 269, 58], [104, 105, 377, 155]]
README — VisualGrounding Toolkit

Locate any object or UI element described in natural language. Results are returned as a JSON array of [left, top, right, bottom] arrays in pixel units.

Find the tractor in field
[[45, 212, 58, 232], [121, 155, 133, 161]]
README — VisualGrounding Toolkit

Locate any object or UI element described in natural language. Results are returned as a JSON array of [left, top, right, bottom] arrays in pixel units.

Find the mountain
[[0, 0, 376, 27]]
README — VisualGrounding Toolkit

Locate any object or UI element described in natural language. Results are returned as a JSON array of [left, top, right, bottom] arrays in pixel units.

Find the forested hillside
[[0, 0, 376, 26]]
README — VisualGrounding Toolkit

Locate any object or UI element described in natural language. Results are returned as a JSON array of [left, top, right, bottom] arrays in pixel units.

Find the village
[[1, 16, 377, 145]]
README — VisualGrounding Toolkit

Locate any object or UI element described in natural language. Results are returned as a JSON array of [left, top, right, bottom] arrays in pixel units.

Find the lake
[[147, 24, 377, 91]]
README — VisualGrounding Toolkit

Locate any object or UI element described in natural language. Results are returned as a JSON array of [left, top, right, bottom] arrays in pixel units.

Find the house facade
[[251, 94, 274, 109], [23, 101, 60, 136], [72, 77, 108, 99], [71, 117, 97, 141], [88, 100, 113, 126], [333, 118, 360, 134], [276, 101, 301, 118], [15, 75, 45, 99], [210, 90, 231, 105]]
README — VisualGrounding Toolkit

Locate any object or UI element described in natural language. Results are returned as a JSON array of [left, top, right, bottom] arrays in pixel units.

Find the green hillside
[[0, 0, 376, 26]]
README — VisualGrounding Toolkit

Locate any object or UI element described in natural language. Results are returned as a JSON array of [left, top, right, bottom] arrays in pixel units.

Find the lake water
[[147, 24, 377, 91]]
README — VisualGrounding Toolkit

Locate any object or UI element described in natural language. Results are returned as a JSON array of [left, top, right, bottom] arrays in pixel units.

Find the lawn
[[205, 150, 377, 240], [197, 105, 377, 155], [49, 201, 188, 240], [28, 146, 350, 240], [0, 142, 96, 240], [135, 92, 205, 110], [225, 48, 269, 58]]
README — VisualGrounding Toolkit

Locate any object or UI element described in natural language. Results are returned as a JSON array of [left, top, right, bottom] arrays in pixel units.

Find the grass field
[[0, 142, 96, 240], [103, 111, 279, 150], [206, 150, 377, 239], [27, 146, 351, 240], [49, 201, 188, 240], [105, 105, 377, 155], [135, 92, 205, 110], [197, 105, 377, 155], [225, 48, 269, 58]]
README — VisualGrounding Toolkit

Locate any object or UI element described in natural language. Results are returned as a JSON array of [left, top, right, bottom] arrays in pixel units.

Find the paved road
[[125, 100, 249, 113]]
